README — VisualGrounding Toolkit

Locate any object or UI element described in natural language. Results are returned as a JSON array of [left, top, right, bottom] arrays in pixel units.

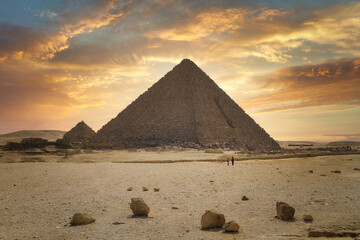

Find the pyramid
[[63, 121, 96, 142], [93, 59, 280, 151]]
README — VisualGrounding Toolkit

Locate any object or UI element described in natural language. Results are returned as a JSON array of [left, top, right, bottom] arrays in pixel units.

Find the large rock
[[70, 213, 96, 225], [201, 210, 225, 229], [224, 221, 240, 232], [276, 202, 295, 220], [130, 198, 150, 216]]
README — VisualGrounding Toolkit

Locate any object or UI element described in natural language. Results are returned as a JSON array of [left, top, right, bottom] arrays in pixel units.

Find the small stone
[[209, 180, 214, 182], [224, 220, 240, 232], [112, 220, 125, 225], [142, 186, 149, 191], [153, 188, 160, 192], [201, 210, 225, 229], [354, 168, 360, 171], [331, 170, 341, 173], [241, 196, 249, 201], [70, 213, 96, 226], [320, 174, 327, 176], [303, 214, 313, 223], [127, 187, 133, 191], [172, 206, 179, 209], [276, 202, 295, 221], [309, 170, 313, 173], [130, 198, 150, 216]]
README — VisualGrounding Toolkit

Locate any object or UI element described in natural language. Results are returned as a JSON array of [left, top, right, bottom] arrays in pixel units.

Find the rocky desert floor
[[0, 151, 359, 239]]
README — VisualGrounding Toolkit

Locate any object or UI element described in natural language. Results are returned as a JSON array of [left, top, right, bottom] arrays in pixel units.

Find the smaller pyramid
[[63, 121, 96, 142]]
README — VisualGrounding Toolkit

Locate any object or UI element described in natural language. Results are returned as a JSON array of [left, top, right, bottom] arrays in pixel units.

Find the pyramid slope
[[93, 59, 280, 151], [63, 121, 96, 142]]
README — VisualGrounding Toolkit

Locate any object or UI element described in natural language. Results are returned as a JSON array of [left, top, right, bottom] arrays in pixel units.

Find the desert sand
[[0, 152, 359, 239]]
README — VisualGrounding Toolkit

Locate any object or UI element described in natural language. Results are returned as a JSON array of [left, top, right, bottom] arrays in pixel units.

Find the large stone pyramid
[[93, 59, 280, 151], [63, 121, 96, 142]]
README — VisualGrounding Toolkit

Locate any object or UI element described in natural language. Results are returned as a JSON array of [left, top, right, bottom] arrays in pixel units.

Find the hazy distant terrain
[[0, 130, 66, 144]]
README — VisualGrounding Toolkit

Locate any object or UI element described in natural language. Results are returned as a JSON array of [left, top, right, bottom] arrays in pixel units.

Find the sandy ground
[[0, 153, 359, 240]]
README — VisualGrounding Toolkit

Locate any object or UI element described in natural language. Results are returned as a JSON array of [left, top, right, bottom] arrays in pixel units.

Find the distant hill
[[327, 141, 360, 146], [0, 130, 66, 145]]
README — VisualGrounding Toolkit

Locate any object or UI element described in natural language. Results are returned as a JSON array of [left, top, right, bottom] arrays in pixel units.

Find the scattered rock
[[142, 186, 149, 191], [172, 206, 179, 210], [70, 213, 96, 226], [209, 180, 214, 182], [241, 196, 249, 201], [320, 174, 327, 177], [308, 230, 359, 238], [201, 210, 225, 229], [112, 219, 125, 225], [153, 188, 160, 192], [309, 170, 313, 173], [303, 214, 313, 223], [130, 198, 150, 216], [331, 170, 341, 173], [127, 187, 133, 191], [224, 221, 239, 232], [276, 202, 295, 221], [354, 168, 360, 171]]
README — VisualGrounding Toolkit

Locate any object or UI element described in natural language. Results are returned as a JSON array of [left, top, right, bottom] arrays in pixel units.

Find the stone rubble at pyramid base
[[85, 139, 281, 153]]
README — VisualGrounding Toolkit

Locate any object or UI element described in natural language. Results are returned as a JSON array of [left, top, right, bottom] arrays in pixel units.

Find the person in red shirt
[[227, 158, 230, 166]]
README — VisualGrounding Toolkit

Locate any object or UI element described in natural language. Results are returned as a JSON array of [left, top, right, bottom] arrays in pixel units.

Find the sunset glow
[[0, 0, 359, 142]]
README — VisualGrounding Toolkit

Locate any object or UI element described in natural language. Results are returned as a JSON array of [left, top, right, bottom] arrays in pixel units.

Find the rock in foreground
[[70, 213, 96, 225], [303, 214, 313, 223], [224, 221, 240, 232], [130, 198, 150, 216], [276, 202, 295, 221], [201, 210, 225, 229]]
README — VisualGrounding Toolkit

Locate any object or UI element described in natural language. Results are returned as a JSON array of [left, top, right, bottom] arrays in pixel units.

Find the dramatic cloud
[[242, 58, 360, 112], [0, 0, 129, 62]]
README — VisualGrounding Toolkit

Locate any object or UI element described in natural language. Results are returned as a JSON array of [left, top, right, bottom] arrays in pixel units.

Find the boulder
[[201, 210, 225, 229], [276, 202, 295, 220], [127, 187, 133, 191], [142, 186, 149, 191], [70, 213, 96, 225], [153, 188, 160, 192], [331, 170, 341, 173], [130, 198, 150, 216], [224, 221, 239, 232]]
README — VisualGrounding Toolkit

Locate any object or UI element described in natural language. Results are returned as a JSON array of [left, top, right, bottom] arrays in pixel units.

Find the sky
[[0, 0, 359, 142]]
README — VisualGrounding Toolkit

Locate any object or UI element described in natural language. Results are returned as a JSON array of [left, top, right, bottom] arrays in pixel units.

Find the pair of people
[[227, 156, 235, 166]]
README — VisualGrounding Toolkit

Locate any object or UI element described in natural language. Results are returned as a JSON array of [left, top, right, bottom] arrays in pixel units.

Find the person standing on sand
[[227, 158, 230, 166], [231, 156, 234, 166]]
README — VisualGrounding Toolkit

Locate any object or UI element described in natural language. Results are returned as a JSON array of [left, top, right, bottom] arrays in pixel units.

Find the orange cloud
[[148, 7, 291, 41], [242, 58, 360, 112], [0, 0, 129, 62]]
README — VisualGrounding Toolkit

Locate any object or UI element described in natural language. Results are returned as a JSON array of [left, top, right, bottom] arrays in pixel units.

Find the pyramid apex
[[179, 58, 196, 65]]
